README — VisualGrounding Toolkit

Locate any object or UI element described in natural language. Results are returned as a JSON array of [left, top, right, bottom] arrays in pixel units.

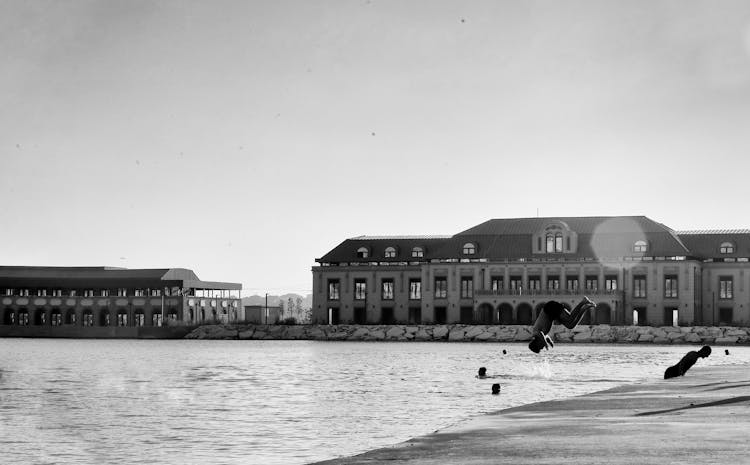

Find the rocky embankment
[[185, 324, 750, 344]]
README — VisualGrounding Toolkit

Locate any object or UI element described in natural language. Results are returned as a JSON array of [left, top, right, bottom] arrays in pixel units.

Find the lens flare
[[588, 217, 647, 271]]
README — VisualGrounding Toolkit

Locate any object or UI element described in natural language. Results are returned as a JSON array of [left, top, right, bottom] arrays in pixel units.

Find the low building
[[243, 305, 283, 324], [0, 266, 242, 336], [312, 216, 750, 327]]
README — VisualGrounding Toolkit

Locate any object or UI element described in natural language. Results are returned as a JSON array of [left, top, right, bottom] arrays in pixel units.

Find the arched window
[[384, 247, 396, 258], [720, 242, 735, 254], [462, 243, 476, 255], [411, 247, 424, 258], [545, 233, 563, 253], [356, 247, 369, 258], [633, 240, 647, 253]]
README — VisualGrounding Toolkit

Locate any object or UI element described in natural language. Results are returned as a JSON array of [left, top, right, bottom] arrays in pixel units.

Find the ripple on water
[[0, 339, 748, 465]]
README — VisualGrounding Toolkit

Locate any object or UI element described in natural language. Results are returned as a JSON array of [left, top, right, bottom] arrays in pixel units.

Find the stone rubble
[[184, 324, 750, 344]]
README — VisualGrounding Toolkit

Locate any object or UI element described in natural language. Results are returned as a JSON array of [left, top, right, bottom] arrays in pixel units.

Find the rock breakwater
[[185, 324, 750, 344]]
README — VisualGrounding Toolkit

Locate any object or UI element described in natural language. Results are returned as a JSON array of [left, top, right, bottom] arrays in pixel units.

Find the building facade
[[0, 266, 242, 334], [244, 305, 283, 324], [312, 217, 750, 327]]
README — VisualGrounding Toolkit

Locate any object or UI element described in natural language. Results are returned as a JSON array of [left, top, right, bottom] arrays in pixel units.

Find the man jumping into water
[[528, 297, 596, 353]]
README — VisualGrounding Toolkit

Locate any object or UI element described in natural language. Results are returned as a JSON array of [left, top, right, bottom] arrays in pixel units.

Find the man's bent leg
[[558, 297, 595, 329]]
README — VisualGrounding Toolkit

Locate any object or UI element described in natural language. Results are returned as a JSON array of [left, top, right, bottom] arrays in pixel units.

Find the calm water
[[1, 339, 749, 465]]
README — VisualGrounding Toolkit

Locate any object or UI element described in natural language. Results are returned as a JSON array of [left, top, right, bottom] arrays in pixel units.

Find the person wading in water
[[664, 346, 712, 379]]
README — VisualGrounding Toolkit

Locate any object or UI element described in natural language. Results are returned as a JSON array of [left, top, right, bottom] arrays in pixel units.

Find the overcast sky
[[2, 0, 750, 295]]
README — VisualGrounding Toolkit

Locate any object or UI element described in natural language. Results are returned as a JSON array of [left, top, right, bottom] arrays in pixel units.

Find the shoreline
[[311, 364, 750, 464], [185, 323, 750, 345]]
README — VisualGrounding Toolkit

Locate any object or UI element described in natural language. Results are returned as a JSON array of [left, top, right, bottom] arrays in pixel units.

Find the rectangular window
[[664, 276, 678, 298], [354, 279, 367, 300], [719, 307, 733, 325], [434, 277, 448, 299], [52, 289, 62, 297], [460, 277, 473, 298], [327, 280, 340, 300], [408, 307, 421, 324], [605, 276, 617, 292], [528, 277, 541, 291], [37, 289, 47, 297], [150, 289, 161, 297], [100, 289, 110, 297], [566, 277, 579, 291], [83, 290, 94, 297], [491, 277, 503, 292], [117, 288, 127, 297], [719, 277, 733, 299], [585, 277, 598, 292], [434, 307, 447, 324], [664, 307, 679, 326], [381, 307, 394, 324], [354, 307, 367, 324], [382, 279, 394, 300], [633, 276, 646, 298], [547, 276, 560, 291], [633, 307, 647, 326], [409, 279, 422, 300], [134, 289, 145, 297], [510, 277, 522, 291], [460, 306, 473, 324]]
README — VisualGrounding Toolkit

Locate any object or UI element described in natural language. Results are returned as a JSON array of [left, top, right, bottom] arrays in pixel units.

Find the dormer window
[[462, 243, 476, 255], [546, 232, 563, 253], [356, 247, 369, 258], [411, 247, 424, 258], [633, 240, 648, 253], [533, 221, 577, 255], [720, 242, 735, 254], [384, 247, 397, 258]]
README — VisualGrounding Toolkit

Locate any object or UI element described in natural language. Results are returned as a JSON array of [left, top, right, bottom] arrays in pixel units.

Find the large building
[[0, 266, 242, 336], [312, 216, 750, 327]]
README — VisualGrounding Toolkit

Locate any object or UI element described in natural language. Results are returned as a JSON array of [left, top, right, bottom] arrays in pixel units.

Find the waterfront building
[[0, 266, 241, 335], [312, 216, 750, 327], [244, 305, 283, 324]]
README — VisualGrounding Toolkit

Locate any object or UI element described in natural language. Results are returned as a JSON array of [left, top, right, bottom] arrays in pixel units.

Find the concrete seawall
[[312, 364, 750, 464], [185, 323, 750, 344]]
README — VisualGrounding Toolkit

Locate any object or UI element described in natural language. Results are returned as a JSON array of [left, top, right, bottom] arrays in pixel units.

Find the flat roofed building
[[312, 216, 750, 327], [0, 266, 242, 331]]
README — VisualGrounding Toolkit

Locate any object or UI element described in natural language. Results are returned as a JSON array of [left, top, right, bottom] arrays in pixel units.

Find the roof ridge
[[677, 229, 750, 235], [349, 235, 452, 240]]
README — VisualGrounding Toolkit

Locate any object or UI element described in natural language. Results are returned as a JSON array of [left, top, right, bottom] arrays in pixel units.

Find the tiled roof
[[677, 231, 750, 259], [677, 229, 750, 235], [455, 216, 669, 235], [0, 266, 242, 290], [349, 235, 452, 240], [317, 237, 451, 262], [317, 216, 694, 263]]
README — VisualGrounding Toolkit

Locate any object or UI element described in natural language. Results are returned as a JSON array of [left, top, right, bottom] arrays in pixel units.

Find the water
[[1, 339, 748, 465]]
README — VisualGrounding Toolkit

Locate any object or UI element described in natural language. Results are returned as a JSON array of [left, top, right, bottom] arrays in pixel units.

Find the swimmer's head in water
[[478, 367, 487, 376], [699, 346, 712, 357], [528, 334, 547, 353]]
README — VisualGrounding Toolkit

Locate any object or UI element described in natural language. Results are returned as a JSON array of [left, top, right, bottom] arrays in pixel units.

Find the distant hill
[[241, 293, 312, 309]]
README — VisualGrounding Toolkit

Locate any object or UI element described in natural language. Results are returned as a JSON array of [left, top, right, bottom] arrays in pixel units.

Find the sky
[[2, 0, 750, 295]]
